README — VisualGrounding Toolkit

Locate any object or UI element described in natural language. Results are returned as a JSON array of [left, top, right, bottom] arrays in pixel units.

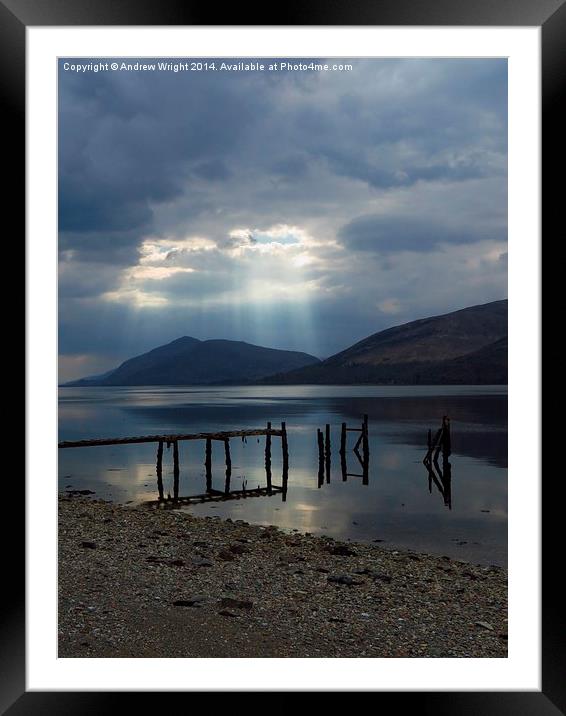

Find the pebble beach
[[58, 495, 508, 658]]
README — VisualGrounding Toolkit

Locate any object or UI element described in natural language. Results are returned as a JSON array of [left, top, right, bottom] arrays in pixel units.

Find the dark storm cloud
[[59, 229, 146, 266], [338, 214, 507, 253], [58, 58, 508, 379], [58, 60, 267, 262], [192, 159, 232, 182]]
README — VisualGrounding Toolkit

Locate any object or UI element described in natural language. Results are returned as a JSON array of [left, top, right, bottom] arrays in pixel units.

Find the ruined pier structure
[[59, 423, 290, 503], [423, 415, 452, 509], [317, 414, 370, 486]]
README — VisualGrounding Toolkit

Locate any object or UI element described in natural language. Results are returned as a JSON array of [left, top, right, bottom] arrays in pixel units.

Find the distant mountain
[[64, 337, 320, 386], [262, 300, 508, 385]]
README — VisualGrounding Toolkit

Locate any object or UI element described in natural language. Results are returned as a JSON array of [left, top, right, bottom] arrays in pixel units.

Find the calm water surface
[[58, 385, 507, 566]]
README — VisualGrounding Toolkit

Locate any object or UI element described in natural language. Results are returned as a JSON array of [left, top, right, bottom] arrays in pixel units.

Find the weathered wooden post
[[362, 414, 369, 457], [265, 422, 272, 470], [425, 426, 442, 464], [442, 458, 452, 510], [173, 440, 180, 501], [340, 422, 347, 479], [434, 432, 443, 463], [325, 423, 331, 483], [224, 438, 231, 472], [282, 473, 288, 502], [441, 415, 452, 509], [265, 421, 272, 493], [156, 440, 164, 501], [224, 438, 231, 493], [281, 421, 289, 474], [281, 421, 289, 500], [205, 437, 212, 492], [317, 429, 324, 487], [362, 415, 370, 485]]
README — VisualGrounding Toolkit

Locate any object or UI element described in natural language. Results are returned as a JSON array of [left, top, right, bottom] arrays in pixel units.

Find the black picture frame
[[9, 0, 557, 710]]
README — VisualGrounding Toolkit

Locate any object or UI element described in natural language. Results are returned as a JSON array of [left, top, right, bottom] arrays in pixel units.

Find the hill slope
[[65, 337, 320, 386], [263, 300, 507, 385]]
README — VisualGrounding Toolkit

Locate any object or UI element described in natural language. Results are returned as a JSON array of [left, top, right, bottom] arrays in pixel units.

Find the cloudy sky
[[58, 58, 507, 381]]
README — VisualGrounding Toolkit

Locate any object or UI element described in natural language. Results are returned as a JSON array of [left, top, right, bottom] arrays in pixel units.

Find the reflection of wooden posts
[[362, 414, 369, 485], [281, 422, 289, 501], [281, 421, 289, 473], [205, 438, 212, 492], [317, 429, 324, 487], [265, 422, 272, 472], [224, 439, 231, 493], [173, 440, 180, 501], [61, 424, 290, 504], [442, 458, 452, 509], [282, 465, 289, 502], [340, 429, 348, 482], [424, 427, 442, 464], [224, 438, 231, 473], [423, 416, 453, 510], [265, 422, 272, 493], [441, 416, 451, 508], [425, 416, 450, 463], [156, 440, 164, 500], [325, 423, 331, 483]]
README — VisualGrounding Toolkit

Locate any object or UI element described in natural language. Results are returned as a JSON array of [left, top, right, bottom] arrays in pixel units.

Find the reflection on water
[[58, 385, 507, 566], [149, 425, 290, 507]]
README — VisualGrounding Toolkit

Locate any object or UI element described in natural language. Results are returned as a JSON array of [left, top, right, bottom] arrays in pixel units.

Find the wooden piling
[[265, 422, 272, 469], [425, 427, 443, 463], [317, 429, 324, 487], [224, 438, 231, 472], [325, 423, 331, 483], [281, 421, 289, 500], [434, 431, 443, 463], [362, 414, 369, 456], [224, 438, 231, 493], [442, 457, 452, 509], [362, 457, 369, 486], [281, 421, 289, 473], [265, 422, 272, 493], [156, 440, 164, 501], [173, 440, 180, 501], [282, 466, 289, 502], [340, 434, 348, 482], [317, 428, 324, 462], [362, 415, 370, 484]]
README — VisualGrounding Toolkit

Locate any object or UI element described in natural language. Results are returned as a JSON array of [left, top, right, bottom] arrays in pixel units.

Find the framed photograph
[[11, 0, 556, 708]]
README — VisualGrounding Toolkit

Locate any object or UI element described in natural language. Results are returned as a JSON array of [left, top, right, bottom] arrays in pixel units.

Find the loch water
[[58, 385, 507, 566]]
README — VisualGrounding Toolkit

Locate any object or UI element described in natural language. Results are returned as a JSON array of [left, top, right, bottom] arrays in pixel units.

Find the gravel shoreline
[[59, 495, 508, 658]]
